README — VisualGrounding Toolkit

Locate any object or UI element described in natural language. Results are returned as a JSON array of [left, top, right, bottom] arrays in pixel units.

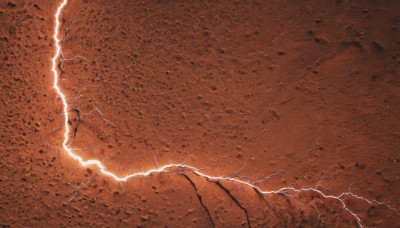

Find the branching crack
[[61, 18, 79, 42]]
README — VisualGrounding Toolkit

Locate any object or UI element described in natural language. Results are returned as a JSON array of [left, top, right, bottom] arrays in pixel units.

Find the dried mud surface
[[1, 0, 400, 227]]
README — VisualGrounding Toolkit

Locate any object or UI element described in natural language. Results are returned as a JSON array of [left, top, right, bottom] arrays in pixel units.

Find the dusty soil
[[1, 0, 400, 227]]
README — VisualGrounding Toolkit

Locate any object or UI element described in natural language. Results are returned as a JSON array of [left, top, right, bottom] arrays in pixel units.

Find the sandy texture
[[1, 0, 400, 227]]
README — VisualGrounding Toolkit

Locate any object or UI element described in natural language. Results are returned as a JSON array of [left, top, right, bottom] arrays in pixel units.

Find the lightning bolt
[[51, 0, 399, 227]]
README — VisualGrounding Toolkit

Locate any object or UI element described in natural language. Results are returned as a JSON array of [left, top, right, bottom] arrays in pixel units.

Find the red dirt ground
[[1, 0, 400, 227]]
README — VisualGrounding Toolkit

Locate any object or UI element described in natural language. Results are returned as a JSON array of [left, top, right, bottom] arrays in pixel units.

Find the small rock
[[355, 162, 366, 170], [371, 40, 384, 51], [7, 2, 16, 8]]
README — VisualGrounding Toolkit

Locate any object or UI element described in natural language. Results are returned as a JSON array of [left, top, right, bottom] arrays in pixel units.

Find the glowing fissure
[[51, 0, 398, 226]]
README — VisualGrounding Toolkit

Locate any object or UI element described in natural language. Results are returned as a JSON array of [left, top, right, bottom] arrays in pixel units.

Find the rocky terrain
[[1, 0, 400, 227]]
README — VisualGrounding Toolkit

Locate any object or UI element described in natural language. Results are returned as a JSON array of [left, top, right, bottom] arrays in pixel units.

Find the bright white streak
[[50, 1, 399, 227]]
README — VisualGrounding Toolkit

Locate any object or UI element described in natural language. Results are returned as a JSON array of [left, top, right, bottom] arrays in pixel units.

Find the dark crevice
[[71, 107, 80, 138], [214, 181, 251, 228], [57, 57, 64, 78], [58, 18, 73, 79], [180, 173, 215, 228], [253, 188, 284, 227], [282, 195, 296, 225]]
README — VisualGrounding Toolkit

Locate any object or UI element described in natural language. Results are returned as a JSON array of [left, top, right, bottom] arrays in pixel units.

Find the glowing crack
[[51, 0, 399, 227]]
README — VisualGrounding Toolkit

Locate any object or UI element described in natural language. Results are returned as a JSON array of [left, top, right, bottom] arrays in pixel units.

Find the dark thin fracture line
[[283, 195, 296, 224], [253, 188, 285, 227], [181, 173, 215, 228], [72, 107, 80, 138], [215, 181, 251, 228]]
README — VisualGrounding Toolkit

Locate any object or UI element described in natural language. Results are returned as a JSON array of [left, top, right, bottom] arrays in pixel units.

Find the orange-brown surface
[[1, 0, 400, 227]]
